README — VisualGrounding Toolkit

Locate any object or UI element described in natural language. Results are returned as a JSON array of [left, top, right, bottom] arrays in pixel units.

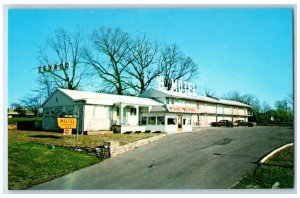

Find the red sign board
[[63, 129, 72, 135]]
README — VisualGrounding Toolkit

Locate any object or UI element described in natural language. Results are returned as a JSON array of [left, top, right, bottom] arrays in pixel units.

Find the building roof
[[57, 88, 163, 106], [140, 88, 252, 108]]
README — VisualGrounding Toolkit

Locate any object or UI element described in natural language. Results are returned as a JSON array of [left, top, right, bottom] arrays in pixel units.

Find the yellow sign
[[57, 118, 77, 129]]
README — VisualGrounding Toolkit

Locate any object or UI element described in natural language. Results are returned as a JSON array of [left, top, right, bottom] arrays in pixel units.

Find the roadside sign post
[[76, 108, 79, 140], [57, 118, 77, 136]]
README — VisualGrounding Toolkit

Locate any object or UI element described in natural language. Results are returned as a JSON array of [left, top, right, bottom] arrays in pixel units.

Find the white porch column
[[134, 105, 139, 125], [119, 103, 124, 125], [165, 115, 168, 125]]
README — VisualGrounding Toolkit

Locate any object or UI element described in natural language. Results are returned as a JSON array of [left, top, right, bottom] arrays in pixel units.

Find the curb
[[259, 143, 293, 164], [110, 133, 167, 157]]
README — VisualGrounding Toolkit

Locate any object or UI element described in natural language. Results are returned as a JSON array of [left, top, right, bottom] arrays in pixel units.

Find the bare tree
[[223, 91, 260, 107], [10, 103, 24, 114], [125, 35, 160, 94], [286, 93, 293, 110], [223, 91, 241, 101], [202, 87, 217, 98], [83, 27, 133, 95], [33, 73, 52, 105], [223, 91, 261, 121], [158, 44, 199, 89], [261, 101, 272, 113], [38, 28, 91, 91], [20, 94, 41, 116]]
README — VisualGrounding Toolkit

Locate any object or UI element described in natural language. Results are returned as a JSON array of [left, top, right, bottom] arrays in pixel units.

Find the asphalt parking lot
[[30, 126, 293, 190]]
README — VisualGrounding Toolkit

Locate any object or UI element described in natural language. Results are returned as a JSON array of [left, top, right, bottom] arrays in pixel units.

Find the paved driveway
[[30, 126, 293, 190]]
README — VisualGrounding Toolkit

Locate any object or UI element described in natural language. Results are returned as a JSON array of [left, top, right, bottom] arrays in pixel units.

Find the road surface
[[30, 126, 293, 190]]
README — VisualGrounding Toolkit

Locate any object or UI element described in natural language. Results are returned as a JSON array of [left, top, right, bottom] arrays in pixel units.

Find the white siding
[[42, 91, 78, 131], [199, 102, 206, 112], [43, 91, 74, 107], [224, 106, 232, 115], [217, 116, 224, 122], [199, 115, 207, 126], [185, 100, 198, 108], [84, 105, 111, 131], [126, 107, 139, 125], [233, 107, 238, 115], [238, 107, 245, 116], [217, 105, 223, 114], [232, 117, 239, 122], [223, 116, 233, 121], [207, 115, 217, 126], [191, 115, 198, 125], [206, 103, 216, 114]]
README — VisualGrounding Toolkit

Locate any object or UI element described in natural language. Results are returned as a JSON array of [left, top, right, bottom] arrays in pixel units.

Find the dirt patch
[[8, 124, 17, 131], [29, 135, 62, 139]]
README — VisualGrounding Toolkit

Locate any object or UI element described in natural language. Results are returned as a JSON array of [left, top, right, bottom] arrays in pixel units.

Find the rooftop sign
[[39, 62, 70, 73], [156, 76, 196, 96]]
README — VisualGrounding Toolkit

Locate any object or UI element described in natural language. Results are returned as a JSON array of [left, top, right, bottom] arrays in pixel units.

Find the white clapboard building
[[42, 88, 163, 133], [42, 77, 252, 133]]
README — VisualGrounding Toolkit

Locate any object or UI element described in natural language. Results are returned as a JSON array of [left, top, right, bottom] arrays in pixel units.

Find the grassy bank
[[233, 145, 294, 189], [8, 130, 161, 189], [8, 141, 101, 190]]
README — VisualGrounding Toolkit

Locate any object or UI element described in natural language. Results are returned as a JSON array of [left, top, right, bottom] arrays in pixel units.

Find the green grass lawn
[[8, 117, 42, 125], [8, 130, 162, 190], [8, 141, 101, 190], [232, 145, 294, 189], [9, 130, 160, 147]]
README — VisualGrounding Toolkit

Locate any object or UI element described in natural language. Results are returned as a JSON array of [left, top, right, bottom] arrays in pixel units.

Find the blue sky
[[7, 8, 293, 107]]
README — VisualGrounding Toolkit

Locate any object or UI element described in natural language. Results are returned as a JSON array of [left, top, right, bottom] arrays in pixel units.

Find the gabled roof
[[51, 88, 163, 106], [140, 88, 252, 108]]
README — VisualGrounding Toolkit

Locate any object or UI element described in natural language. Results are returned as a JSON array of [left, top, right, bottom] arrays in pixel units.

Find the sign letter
[[171, 79, 178, 92], [157, 76, 165, 90]]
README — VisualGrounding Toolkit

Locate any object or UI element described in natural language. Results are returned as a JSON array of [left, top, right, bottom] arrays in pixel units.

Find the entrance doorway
[[178, 115, 183, 132]]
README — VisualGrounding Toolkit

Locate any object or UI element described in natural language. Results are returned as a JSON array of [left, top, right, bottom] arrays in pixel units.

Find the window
[[171, 98, 175, 104], [167, 98, 175, 104], [157, 116, 165, 125], [141, 117, 147, 125], [167, 117, 177, 125], [130, 108, 137, 116], [66, 106, 74, 114], [148, 116, 156, 125], [179, 99, 185, 105], [116, 107, 119, 116], [183, 118, 191, 125], [44, 108, 50, 116]]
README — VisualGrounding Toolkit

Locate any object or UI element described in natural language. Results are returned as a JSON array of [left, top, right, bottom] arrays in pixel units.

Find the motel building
[[42, 77, 252, 134]]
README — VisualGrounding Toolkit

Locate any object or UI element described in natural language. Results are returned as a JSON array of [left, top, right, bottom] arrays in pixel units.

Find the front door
[[178, 115, 183, 132]]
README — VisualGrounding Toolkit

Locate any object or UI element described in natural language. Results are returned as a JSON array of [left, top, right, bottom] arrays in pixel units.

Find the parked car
[[234, 120, 254, 127], [211, 120, 234, 127]]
